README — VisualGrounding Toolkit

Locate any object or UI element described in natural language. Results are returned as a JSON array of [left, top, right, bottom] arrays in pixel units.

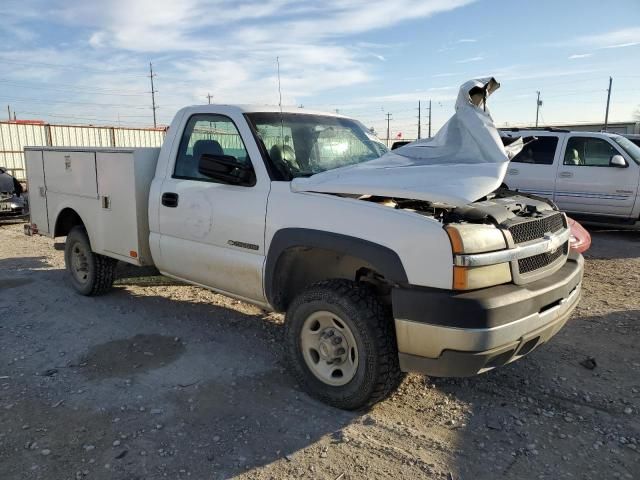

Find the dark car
[[0, 168, 27, 217]]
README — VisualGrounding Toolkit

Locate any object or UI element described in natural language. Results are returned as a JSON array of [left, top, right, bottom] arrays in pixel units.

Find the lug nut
[[332, 336, 342, 345], [337, 348, 346, 355]]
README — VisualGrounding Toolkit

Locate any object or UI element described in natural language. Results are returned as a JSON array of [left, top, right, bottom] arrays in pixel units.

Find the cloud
[[457, 38, 477, 43], [568, 53, 592, 59], [0, 0, 479, 124], [561, 27, 640, 50], [456, 56, 484, 63], [601, 41, 640, 49]]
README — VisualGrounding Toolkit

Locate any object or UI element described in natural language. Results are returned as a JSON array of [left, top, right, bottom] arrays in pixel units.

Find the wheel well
[[54, 208, 84, 238], [269, 246, 391, 312]]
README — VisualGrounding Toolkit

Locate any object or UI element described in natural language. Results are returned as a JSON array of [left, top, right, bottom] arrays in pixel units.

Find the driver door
[[157, 113, 269, 303]]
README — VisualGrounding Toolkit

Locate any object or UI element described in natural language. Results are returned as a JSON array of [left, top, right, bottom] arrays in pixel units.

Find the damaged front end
[[359, 188, 570, 290], [295, 76, 572, 291]]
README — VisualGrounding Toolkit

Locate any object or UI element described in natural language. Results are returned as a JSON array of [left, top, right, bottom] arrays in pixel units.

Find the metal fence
[[0, 121, 167, 181]]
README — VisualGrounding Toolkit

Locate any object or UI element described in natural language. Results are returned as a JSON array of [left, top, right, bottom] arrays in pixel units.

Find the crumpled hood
[[292, 77, 523, 206]]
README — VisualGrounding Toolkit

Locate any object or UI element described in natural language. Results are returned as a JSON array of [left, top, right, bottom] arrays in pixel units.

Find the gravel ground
[[0, 220, 638, 480]]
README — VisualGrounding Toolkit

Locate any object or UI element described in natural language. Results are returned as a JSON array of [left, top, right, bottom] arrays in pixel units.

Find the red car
[[567, 217, 591, 253]]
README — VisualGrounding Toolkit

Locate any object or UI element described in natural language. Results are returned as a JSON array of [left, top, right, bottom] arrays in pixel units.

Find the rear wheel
[[64, 226, 117, 296], [285, 279, 404, 410]]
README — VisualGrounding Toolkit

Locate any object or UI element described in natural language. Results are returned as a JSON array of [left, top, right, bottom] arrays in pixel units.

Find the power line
[[417, 100, 421, 139], [149, 62, 158, 128], [14, 110, 160, 126], [428, 99, 432, 138], [0, 57, 148, 78], [0, 94, 151, 109], [18, 110, 154, 120], [385, 112, 392, 147], [0, 78, 148, 96], [604, 76, 613, 131]]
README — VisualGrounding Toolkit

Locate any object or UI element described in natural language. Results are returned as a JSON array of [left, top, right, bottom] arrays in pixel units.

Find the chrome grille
[[508, 213, 564, 245], [518, 242, 568, 274]]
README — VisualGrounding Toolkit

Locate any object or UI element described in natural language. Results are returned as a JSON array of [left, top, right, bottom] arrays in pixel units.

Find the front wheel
[[64, 226, 117, 296], [285, 279, 404, 410]]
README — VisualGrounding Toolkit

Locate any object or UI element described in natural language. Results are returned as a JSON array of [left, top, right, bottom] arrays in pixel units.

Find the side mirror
[[198, 153, 256, 186], [610, 154, 627, 168]]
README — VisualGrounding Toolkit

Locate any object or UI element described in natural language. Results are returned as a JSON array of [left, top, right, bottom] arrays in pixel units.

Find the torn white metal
[[292, 77, 523, 206]]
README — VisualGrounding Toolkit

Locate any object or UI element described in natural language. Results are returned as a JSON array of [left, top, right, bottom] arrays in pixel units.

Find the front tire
[[285, 279, 404, 410], [64, 226, 117, 296]]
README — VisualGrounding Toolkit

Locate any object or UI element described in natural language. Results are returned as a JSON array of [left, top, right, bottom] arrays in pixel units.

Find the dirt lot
[[0, 220, 638, 480]]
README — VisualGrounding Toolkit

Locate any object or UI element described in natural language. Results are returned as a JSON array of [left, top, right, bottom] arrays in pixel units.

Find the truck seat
[[178, 140, 224, 178]]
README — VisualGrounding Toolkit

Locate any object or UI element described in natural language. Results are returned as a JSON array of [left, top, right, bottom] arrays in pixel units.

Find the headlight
[[445, 224, 506, 254], [446, 224, 511, 290], [452, 263, 512, 290]]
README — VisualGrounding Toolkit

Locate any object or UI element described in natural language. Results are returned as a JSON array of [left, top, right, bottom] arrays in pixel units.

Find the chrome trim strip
[[454, 228, 570, 267]]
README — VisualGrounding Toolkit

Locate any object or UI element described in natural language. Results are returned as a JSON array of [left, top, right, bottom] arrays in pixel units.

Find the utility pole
[[206, 93, 213, 104], [604, 76, 613, 131], [428, 99, 432, 138], [7, 105, 10, 121], [385, 113, 392, 147], [149, 62, 158, 128], [417, 101, 421, 139], [535, 91, 542, 128]]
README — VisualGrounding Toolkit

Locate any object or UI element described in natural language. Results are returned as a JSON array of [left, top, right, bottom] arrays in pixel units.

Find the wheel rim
[[300, 310, 359, 386], [70, 241, 90, 285]]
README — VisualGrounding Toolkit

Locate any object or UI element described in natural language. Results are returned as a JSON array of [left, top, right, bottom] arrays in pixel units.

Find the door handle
[[558, 172, 573, 178], [161, 192, 179, 207], [508, 168, 519, 175]]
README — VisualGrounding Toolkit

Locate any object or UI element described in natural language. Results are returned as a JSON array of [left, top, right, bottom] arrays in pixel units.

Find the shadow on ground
[[0, 260, 358, 480]]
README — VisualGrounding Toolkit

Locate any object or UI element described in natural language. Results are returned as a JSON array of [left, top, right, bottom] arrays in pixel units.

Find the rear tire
[[285, 279, 404, 410], [64, 226, 117, 296]]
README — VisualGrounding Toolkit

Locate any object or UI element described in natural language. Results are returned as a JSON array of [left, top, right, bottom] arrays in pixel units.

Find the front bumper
[[393, 252, 583, 377], [0, 195, 26, 217]]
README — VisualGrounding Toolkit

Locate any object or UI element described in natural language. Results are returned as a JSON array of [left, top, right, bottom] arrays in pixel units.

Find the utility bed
[[25, 147, 159, 265]]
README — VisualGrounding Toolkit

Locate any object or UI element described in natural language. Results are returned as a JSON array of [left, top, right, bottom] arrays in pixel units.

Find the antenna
[[276, 57, 285, 157], [276, 56, 283, 110]]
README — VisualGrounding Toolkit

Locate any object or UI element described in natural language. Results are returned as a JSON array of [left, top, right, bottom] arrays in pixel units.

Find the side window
[[173, 114, 251, 180], [563, 137, 619, 167], [511, 136, 558, 165]]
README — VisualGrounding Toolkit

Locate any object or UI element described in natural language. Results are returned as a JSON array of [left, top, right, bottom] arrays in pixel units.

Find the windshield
[[612, 135, 640, 165], [246, 112, 388, 179]]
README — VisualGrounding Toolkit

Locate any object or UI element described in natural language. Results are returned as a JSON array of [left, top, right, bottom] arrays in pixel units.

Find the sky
[[0, 0, 639, 139]]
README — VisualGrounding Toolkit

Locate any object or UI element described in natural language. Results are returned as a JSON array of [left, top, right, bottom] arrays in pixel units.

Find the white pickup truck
[[501, 128, 640, 227], [25, 80, 584, 409]]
